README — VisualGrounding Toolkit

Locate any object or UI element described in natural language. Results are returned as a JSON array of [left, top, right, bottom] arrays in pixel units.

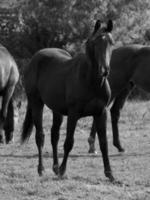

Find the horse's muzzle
[[102, 68, 109, 78], [99, 65, 110, 79]]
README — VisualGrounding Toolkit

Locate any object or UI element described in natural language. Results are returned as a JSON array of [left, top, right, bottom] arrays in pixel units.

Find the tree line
[[0, 0, 150, 58], [1, 0, 150, 99]]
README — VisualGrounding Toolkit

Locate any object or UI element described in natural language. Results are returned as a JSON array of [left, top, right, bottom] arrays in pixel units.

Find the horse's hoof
[[58, 165, 66, 177], [112, 179, 123, 186], [5, 132, 13, 144], [88, 148, 97, 154], [6, 138, 14, 145], [53, 164, 59, 175], [38, 165, 45, 176], [114, 143, 125, 152], [105, 171, 115, 182], [118, 147, 125, 153], [0, 139, 4, 144]]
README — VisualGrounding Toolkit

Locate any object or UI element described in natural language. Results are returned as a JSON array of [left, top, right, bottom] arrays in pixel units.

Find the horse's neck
[[78, 53, 102, 90]]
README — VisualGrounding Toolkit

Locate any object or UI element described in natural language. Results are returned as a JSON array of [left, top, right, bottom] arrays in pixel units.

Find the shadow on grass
[[0, 151, 150, 159]]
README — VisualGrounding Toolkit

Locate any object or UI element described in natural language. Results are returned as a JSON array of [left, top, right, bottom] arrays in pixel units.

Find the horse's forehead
[[91, 29, 114, 45]]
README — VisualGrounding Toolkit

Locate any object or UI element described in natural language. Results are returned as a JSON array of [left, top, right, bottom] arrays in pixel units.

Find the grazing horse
[[0, 44, 19, 144], [88, 44, 150, 153], [21, 20, 115, 181]]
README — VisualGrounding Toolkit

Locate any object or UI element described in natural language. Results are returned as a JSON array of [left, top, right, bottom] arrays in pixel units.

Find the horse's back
[[31, 48, 71, 66], [38, 48, 72, 60], [25, 48, 72, 87], [111, 44, 142, 64]]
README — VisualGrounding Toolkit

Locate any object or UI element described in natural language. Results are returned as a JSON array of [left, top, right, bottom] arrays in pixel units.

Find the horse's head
[[86, 20, 114, 79]]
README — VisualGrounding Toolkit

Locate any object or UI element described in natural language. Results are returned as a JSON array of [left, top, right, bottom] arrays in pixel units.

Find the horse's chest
[[66, 80, 111, 116]]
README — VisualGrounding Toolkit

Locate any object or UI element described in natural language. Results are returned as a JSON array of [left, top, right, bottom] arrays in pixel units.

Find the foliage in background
[[1, 0, 150, 99], [17, 0, 150, 56], [1, 0, 150, 57]]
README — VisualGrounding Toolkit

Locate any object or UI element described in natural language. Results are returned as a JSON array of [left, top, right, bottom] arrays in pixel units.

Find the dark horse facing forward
[[88, 44, 150, 153], [0, 44, 19, 143], [21, 20, 115, 181]]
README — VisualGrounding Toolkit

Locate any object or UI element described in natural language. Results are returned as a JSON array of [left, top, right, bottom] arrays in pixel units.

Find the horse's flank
[[0, 45, 19, 92]]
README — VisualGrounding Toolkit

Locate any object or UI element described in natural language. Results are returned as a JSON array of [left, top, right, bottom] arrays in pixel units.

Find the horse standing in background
[[0, 44, 19, 144], [21, 20, 115, 181], [88, 45, 150, 153]]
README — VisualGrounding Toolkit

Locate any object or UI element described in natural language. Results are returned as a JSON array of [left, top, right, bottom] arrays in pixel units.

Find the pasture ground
[[0, 100, 150, 200]]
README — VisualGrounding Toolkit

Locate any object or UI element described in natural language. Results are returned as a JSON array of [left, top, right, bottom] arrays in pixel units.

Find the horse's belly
[[82, 99, 107, 116], [38, 74, 69, 114], [46, 101, 68, 115], [41, 89, 68, 115], [132, 71, 150, 93]]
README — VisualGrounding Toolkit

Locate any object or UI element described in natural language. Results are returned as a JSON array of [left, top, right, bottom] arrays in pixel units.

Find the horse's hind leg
[[31, 97, 44, 176], [51, 111, 63, 175], [111, 82, 134, 152], [0, 85, 15, 143], [4, 98, 14, 144]]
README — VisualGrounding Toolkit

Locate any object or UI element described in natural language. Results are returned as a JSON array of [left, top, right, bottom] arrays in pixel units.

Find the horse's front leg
[[94, 109, 114, 182], [0, 85, 15, 143], [59, 111, 78, 177], [51, 111, 63, 175]]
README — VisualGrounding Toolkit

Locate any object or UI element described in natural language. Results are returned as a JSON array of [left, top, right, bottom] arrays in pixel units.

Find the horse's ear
[[105, 19, 113, 32], [93, 20, 101, 34]]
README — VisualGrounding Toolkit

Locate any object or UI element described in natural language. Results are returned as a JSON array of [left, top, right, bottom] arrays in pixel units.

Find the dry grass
[[0, 100, 150, 199]]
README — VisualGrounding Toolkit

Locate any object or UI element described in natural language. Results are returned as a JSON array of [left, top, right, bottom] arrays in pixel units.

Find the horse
[[0, 44, 19, 144], [88, 44, 150, 153], [21, 19, 115, 181]]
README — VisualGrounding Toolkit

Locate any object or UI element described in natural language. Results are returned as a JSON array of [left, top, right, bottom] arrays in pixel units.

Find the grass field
[[0, 100, 150, 200]]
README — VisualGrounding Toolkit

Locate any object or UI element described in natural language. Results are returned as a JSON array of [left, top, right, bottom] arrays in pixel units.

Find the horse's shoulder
[[70, 54, 89, 79], [70, 54, 88, 70], [74, 53, 88, 63]]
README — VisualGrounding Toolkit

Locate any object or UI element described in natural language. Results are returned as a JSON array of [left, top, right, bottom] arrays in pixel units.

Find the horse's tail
[[21, 103, 33, 144]]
